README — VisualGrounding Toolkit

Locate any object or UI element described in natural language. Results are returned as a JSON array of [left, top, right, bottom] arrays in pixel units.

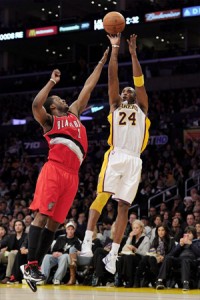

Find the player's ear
[[50, 103, 56, 110]]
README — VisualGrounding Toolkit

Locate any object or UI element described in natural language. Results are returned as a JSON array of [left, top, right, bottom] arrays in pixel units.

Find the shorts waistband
[[113, 147, 140, 158]]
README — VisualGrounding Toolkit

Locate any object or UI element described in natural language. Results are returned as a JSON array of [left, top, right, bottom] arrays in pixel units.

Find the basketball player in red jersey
[[21, 48, 109, 284]]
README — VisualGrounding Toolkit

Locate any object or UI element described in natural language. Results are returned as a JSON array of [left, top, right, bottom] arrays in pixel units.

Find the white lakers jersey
[[107, 103, 150, 155]]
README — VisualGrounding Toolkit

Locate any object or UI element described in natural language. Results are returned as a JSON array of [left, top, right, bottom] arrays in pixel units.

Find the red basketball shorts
[[29, 161, 79, 223]]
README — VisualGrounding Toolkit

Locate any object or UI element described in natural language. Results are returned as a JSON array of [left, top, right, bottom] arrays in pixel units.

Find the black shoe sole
[[26, 279, 37, 292], [156, 286, 164, 290]]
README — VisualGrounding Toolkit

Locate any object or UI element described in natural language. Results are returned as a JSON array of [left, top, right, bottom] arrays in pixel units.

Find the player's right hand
[[107, 32, 121, 47], [51, 69, 61, 84]]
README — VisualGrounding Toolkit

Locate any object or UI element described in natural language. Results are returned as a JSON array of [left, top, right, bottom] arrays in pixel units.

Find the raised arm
[[107, 33, 122, 112], [70, 47, 109, 117], [127, 34, 148, 114], [32, 69, 61, 127]]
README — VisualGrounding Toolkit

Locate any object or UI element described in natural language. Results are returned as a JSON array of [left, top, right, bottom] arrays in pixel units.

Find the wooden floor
[[0, 284, 199, 300]]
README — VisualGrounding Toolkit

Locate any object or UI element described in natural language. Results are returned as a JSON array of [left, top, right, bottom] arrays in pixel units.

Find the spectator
[[186, 213, 196, 227], [101, 201, 117, 224], [116, 220, 150, 287], [195, 222, 200, 239], [173, 211, 187, 230], [170, 217, 184, 243], [171, 195, 185, 217], [1, 215, 9, 228], [0, 224, 8, 280], [8, 235, 28, 283], [0, 225, 7, 242], [148, 206, 157, 227], [101, 218, 113, 244], [140, 215, 152, 239], [0, 220, 27, 284], [134, 224, 175, 287], [68, 207, 78, 223], [183, 197, 194, 216], [158, 202, 168, 216], [124, 212, 138, 237], [0, 199, 10, 215], [24, 215, 33, 234], [150, 215, 163, 243], [162, 210, 172, 228], [75, 212, 87, 241], [156, 226, 199, 291], [41, 222, 81, 285]]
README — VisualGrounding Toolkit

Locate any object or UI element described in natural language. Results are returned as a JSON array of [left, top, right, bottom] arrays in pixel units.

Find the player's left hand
[[99, 46, 110, 65], [127, 34, 137, 55]]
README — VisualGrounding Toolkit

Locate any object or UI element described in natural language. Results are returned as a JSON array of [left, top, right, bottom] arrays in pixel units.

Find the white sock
[[84, 230, 93, 242], [110, 242, 120, 255]]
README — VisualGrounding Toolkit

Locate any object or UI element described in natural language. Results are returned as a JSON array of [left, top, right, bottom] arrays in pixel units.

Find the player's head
[[121, 87, 136, 104], [44, 95, 69, 115]]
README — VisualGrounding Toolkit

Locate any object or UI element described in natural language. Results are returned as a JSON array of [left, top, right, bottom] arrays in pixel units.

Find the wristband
[[50, 78, 56, 85], [112, 44, 120, 48], [133, 75, 144, 87], [98, 61, 103, 65]]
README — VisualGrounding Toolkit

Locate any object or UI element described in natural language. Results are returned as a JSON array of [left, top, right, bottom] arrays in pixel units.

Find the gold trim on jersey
[[141, 117, 151, 153], [107, 113, 113, 147], [97, 147, 113, 193]]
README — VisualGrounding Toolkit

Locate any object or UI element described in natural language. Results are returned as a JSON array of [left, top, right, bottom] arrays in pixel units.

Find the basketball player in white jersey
[[80, 33, 150, 275]]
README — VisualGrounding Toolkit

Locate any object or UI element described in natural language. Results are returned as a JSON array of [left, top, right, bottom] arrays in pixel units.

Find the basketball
[[103, 11, 125, 35]]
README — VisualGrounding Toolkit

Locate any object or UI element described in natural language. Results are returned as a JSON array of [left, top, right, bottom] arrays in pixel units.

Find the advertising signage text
[[0, 31, 23, 41], [183, 6, 200, 17], [59, 22, 90, 32], [26, 26, 58, 38], [145, 9, 181, 22]]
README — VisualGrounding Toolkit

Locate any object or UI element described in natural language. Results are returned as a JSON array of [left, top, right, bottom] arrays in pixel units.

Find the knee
[[8, 252, 16, 259], [90, 193, 110, 213], [69, 247, 77, 254], [32, 212, 48, 227], [43, 254, 51, 263], [46, 218, 60, 232], [59, 254, 69, 264]]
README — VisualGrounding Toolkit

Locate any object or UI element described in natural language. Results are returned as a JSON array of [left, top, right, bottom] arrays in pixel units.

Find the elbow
[[32, 100, 41, 111], [32, 102, 37, 110]]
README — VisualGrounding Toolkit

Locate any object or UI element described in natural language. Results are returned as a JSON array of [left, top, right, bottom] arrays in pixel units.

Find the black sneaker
[[114, 273, 123, 287], [182, 281, 189, 291], [156, 279, 165, 290], [23, 264, 46, 282], [91, 274, 101, 287]]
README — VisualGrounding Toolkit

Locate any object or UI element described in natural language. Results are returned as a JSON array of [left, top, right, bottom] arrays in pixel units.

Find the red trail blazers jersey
[[44, 113, 88, 172]]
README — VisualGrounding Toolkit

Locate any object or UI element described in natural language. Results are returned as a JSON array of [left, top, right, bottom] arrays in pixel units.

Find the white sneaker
[[79, 240, 93, 257], [53, 279, 60, 285], [102, 253, 117, 274]]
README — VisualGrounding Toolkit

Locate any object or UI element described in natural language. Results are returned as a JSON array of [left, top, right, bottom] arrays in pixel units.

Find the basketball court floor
[[0, 284, 199, 300]]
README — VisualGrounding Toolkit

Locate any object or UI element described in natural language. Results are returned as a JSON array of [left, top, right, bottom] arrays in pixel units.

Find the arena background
[[0, 1, 200, 299]]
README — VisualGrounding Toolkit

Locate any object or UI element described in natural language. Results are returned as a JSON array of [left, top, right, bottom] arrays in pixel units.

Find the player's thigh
[[115, 157, 142, 203], [53, 172, 79, 223]]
